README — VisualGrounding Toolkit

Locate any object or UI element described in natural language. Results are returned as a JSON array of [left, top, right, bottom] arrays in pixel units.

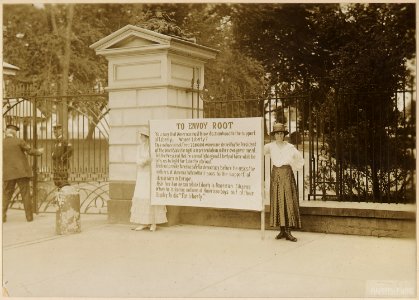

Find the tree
[[3, 4, 51, 84], [4, 3, 268, 104], [232, 3, 415, 90], [231, 3, 416, 201], [320, 4, 415, 201]]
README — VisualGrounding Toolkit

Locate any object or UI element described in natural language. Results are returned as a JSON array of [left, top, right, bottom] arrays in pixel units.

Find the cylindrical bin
[[56, 185, 81, 235]]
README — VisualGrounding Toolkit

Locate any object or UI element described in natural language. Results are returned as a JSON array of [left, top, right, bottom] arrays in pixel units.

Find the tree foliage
[[232, 3, 415, 91], [3, 3, 267, 99], [231, 3, 416, 200]]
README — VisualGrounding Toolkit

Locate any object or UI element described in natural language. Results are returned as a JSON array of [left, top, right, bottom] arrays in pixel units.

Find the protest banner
[[149, 117, 264, 212]]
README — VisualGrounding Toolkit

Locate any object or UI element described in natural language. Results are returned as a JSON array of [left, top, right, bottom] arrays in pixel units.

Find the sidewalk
[[2, 209, 417, 298]]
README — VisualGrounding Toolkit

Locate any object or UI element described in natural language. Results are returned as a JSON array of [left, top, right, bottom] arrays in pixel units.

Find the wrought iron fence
[[309, 89, 416, 203], [3, 83, 110, 213], [193, 86, 416, 204]]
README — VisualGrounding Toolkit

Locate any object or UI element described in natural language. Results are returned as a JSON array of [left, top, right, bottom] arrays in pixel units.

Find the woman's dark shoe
[[285, 231, 297, 242], [275, 231, 286, 239]]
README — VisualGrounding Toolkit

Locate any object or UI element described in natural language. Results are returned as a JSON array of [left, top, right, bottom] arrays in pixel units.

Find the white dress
[[130, 140, 167, 225]]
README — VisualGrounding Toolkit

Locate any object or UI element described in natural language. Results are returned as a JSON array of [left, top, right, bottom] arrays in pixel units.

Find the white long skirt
[[130, 165, 167, 225]]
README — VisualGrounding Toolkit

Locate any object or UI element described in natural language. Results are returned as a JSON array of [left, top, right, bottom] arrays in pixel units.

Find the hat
[[6, 124, 20, 131], [53, 124, 62, 129], [138, 127, 149, 137], [271, 123, 289, 136]]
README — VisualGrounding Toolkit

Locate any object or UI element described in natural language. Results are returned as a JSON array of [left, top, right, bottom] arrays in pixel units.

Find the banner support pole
[[261, 206, 265, 240]]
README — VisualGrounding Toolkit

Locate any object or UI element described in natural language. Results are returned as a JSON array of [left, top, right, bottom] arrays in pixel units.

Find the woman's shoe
[[134, 225, 147, 231], [285, 231, 297, 242], [150, 224, 157, 231]]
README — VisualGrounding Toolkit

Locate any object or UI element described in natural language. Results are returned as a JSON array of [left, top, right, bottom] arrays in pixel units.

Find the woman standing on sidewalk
[[130, 127, 167, 231], [264, 123, 304, 242]]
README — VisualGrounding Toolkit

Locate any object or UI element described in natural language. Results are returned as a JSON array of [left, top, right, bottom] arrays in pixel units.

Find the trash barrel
[[56, 185, 81, 235]]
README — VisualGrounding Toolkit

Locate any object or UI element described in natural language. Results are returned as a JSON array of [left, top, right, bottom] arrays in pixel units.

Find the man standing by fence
[[3, 124, 44, 222], [52, 124, 73, 188]]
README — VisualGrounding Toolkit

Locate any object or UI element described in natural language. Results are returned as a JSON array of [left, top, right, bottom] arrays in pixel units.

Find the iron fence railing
[[4, 80, 415, 208], [192, 87, 416, 204], [3, 83, 110, 213], [309, 89, 416, 203]]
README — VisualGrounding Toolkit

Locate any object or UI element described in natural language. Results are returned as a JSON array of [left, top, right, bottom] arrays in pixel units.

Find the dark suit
[[3, 135, 42, 222], [52, 136, 73, 188]]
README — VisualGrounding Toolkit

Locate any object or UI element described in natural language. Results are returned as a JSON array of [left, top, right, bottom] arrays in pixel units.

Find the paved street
[[2, 209, 417, 298]]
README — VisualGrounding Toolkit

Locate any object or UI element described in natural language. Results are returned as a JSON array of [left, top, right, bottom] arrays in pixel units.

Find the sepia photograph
[[1, 1, 416, 298]]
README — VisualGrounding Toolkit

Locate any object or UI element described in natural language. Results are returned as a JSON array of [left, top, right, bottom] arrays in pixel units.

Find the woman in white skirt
[[130, 127, 167, 231], [264, 123, 304, 242]]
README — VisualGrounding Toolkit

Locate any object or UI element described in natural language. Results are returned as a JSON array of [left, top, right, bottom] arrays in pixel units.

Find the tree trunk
[[48, 4, 74, 133], [86, 103, 107, 140], [61, 4, 74, 136]]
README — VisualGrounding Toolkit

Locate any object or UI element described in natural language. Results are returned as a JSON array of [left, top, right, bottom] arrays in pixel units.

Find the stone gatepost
[[90, 25, 218, 224]]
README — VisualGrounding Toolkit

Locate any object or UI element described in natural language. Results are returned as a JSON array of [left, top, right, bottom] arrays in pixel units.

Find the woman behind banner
[[130, 127, 167, 231], [264, 123, 304, 242]]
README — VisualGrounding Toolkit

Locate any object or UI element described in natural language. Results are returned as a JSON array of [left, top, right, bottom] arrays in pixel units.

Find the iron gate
[[3, 84, 110, 213]]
